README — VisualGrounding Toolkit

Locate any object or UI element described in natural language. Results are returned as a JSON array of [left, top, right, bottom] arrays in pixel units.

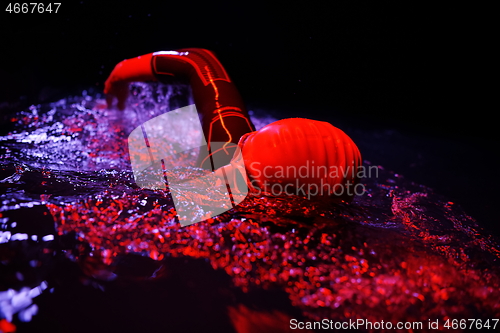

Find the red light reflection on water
[[3, 90, 499, 331]]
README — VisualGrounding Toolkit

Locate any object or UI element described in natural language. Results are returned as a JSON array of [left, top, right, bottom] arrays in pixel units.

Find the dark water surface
[[1, 83, 499, 332]]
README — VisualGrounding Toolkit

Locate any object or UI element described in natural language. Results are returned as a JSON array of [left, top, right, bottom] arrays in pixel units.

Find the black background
[[1, 1, 498, 236]]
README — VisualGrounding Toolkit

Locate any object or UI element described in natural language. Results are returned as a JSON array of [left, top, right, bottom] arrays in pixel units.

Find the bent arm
[[151, 49, 255, 168], [150, 49, 249, 120], [104, 48, 255, 167]]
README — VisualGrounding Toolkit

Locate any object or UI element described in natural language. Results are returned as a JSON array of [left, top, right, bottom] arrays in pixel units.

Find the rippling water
[[1, 83, 499, 332]]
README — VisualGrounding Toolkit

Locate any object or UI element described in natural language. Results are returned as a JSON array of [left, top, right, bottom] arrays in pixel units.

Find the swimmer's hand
[[104, 69, 129, 111], [104, 54, 156, 110]]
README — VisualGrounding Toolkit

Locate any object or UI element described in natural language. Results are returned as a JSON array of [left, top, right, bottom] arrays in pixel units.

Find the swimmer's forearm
[[104, 53, 158, 109], [108, 53, 157, 83]]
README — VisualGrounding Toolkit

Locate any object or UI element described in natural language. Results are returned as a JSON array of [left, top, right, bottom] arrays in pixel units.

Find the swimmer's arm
[[104, 53, 157, 110]]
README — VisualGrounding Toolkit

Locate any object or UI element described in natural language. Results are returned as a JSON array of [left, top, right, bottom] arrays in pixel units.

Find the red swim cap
[[238, 118, 362, 201]]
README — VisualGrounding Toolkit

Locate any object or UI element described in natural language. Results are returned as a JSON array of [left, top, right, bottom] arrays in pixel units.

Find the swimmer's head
[[222, 118, 362, 201]]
